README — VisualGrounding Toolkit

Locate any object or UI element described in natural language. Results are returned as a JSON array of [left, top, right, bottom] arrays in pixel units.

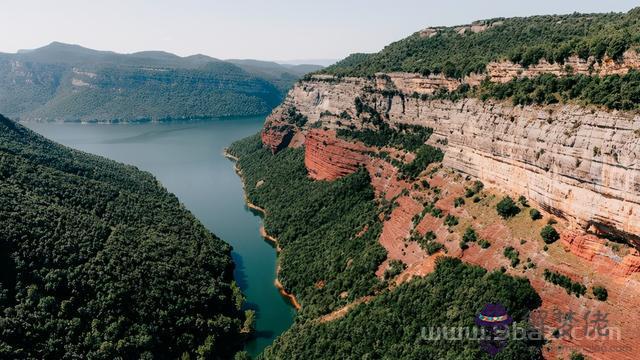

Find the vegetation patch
[[323, 9, 640, 79], [503, 246, 521, 268], [540, 225, 560, 244], [543, 269, 587, 297], [228, 134, 387, 318], [262, 258, 543, 359], [592, 286, 608, 301], [496, 196, 521, 219]]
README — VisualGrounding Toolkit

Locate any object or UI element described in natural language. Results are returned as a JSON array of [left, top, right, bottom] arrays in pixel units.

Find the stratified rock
[[304, 129, 368, 180], [263, 76, 640, 247]]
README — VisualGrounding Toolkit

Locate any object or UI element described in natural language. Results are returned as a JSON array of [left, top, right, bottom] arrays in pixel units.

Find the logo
[[475, 303, 512, 356]]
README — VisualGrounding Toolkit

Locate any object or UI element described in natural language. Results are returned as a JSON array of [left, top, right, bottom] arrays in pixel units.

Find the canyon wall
[[263, 75, 640, 246]]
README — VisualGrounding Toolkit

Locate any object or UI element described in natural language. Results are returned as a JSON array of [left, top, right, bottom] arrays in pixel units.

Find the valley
[[2, 4, 640, 360]]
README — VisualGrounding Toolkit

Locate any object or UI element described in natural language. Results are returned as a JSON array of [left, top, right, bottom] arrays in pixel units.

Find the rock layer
[[304, 129, 368, 180], [264, 77, 640, 247]]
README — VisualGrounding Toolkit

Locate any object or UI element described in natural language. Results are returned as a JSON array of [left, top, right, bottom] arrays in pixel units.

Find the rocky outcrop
[[261, 125, 293, 154], [485, 50, 640, 83], [304, 129, 368, 180]]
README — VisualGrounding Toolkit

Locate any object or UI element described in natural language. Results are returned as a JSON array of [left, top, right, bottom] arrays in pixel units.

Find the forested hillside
[[262, 258, 542, 360], [323, 8, 640, 78], [0, 42, 318, 122], [0, 115, 247, 358], [227, 134, 386, 319]]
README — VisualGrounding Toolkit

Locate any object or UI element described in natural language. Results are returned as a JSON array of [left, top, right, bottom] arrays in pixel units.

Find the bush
[[503, 246, 520, 268], [518, 195, 529, 207], [444, 214, 459, 227], [496, 196, 520, 218], [543, 269, 586, 297], [454, 197, 465, 207], [540, 225, 560, 244], [462, 227, 478, 243], [529, 208, 542, 220], [464, 180, 484, 198], [570, 351, 585, 360], [478, 239, 491, 249], [424, 242, 445, 255], [592, 286, 608, 301], [384, 260, 407, 280]]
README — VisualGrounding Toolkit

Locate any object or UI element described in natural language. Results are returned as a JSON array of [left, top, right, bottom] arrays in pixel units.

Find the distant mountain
[[227, 59, 323, 92], [277, 59, 339, 67], [0, 42, 322, 122]]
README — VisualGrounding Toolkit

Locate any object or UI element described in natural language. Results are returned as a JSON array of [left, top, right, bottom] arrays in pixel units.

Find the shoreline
[[224, 148, 302, 311]]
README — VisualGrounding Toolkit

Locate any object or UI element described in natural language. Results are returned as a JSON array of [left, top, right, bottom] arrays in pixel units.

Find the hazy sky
[[1, 0, 638, 62]]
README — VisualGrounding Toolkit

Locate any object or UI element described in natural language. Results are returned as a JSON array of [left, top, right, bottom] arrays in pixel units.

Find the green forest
[[323, 8, 640, 78], [0, 115, 246, 359], [227, 134, 387, 319], [0, 43, 315, 122], [262, 257, 543, 360]]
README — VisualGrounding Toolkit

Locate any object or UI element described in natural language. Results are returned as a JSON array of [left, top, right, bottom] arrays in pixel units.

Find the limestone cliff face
[[262, 75, 640, 247]]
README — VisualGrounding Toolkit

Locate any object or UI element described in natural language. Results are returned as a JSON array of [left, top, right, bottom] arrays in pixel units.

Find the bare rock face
[[261, 125, 293, 154], [561, 230, 640, 276], [263, 76, 640, 247], [485, 50, 640, 83], [304, 129, 368, 180]]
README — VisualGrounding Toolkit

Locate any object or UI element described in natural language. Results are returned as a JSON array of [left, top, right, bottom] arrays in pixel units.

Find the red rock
[[261, 124, 293, 154], [304, 129, 369, 180]]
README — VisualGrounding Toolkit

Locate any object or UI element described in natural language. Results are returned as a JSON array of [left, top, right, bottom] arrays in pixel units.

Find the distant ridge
[[0, 42, 323, 122]]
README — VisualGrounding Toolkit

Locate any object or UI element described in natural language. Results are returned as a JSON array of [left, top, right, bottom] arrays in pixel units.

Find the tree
[[540, 225, 560, 244], [462, 227, 478, 243], [529, 208, 542, 220], [593, 286, 608, 301], [518, 195, 529, 207], [496, 196, 520, 218]]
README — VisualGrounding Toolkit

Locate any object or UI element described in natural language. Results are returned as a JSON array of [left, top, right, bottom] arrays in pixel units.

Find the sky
[[1, 0, 638, 64]]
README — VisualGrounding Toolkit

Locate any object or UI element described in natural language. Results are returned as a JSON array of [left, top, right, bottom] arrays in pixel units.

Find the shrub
[[464, 180, 484, 198], [570, 352, 585, 360], [503, 246, 520, 268], [462, 227, 478, 243], [540, 225, 560, 244], [529, 208, 542, 220], [496, 196, 520, 218], [384, 260, 407, 280], [478, 239, 491, 249], [592, 286, 608, 301], [425, 242, 445, 255], [543, 269, 586, 297], [444, 214, 459, 227], [454, 197, 465, 208], [459, 241, 469, 250], [518, 195, 529, 207]]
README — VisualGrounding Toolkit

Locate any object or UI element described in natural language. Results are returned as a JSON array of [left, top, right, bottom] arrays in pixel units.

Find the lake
[[26, 117, 296, 356]]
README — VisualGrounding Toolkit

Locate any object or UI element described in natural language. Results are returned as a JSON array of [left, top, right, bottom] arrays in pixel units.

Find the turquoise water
[[26, 118, 296, 356]]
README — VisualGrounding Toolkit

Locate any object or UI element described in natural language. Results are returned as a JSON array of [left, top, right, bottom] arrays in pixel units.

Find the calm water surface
[[26, 117, 296, 356]]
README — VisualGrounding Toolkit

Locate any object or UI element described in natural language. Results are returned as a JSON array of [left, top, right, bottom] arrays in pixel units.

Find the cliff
[[260, 62, 640, 359], [263, 74, 640, 248]]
